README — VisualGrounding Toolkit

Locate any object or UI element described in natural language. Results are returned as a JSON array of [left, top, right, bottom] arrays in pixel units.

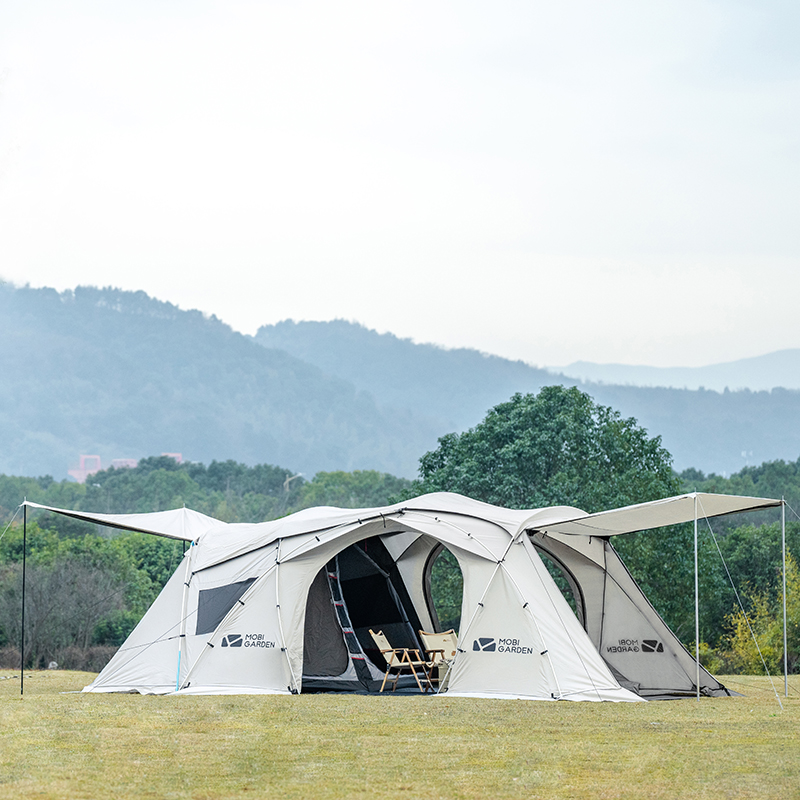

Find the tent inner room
[[302, 535, 450, 691]]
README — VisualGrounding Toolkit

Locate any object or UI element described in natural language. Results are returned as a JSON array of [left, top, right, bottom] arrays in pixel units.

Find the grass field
[[1, 671, 798, 799]]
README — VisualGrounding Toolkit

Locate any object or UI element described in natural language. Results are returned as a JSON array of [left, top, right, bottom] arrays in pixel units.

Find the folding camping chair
[[369, 629, 434, 693], [419, 629, 458, 689]]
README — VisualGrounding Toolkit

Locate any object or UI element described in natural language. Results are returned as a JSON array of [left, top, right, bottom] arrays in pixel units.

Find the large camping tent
[[23, 491, 781, 701]]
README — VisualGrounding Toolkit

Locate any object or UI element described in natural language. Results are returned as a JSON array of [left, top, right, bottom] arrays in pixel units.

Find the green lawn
[[1, 672, 798, 799]]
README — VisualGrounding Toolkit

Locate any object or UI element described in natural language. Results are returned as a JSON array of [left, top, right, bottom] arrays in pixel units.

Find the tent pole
[[21, 502, 27, 696], [694, 493, 700, 703], [782, 498, 788, 698], [176, 543, 194, 692]]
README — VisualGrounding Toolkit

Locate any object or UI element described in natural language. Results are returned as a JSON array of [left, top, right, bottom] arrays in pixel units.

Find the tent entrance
[[301, 536, 426, 692]]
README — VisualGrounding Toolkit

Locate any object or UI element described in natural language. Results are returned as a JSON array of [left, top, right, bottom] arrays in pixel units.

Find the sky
[[1, 1, 798, 368]]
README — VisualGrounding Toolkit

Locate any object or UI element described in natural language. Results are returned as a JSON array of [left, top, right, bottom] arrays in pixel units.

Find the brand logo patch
[[605, 638, 664, 654], [472, 637, 535, 654], [221, 633, 277, 649]]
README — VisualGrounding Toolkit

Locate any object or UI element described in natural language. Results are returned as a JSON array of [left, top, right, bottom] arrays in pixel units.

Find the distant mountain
[[254, 320, 800, 476], [0, 285, 443, 479], [253, 319, 556, 432], [553, 350, 800, 392], [3, 285, 800, 482]]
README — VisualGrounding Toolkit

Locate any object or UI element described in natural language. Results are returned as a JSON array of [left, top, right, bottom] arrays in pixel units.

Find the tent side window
[[425, 545, 463, 633], [533, 546, 585, 626], [195, 578, 256, 635]]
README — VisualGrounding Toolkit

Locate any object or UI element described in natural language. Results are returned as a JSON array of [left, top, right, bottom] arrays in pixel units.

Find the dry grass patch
[[0, 671, 798, 799]]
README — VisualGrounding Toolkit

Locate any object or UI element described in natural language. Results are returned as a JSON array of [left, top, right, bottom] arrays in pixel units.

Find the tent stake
[[782, 498, 788, 698], [694, 493, 700, 703], [21, 502, 27, 696]]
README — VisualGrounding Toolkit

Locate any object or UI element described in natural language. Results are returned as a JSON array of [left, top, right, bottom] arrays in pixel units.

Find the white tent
[[23, 491, 782, 701]]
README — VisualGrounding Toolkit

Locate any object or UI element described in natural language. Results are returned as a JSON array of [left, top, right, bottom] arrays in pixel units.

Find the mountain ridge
[[254, 319, 800, 476], [553, 350, 800, 392], [2, 284, 799, 480]]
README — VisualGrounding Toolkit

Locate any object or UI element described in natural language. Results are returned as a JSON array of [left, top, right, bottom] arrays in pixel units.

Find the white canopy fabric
[[522, 492, 782, 537], [24, 491, 780, 544], [22, 501, 222, 541]]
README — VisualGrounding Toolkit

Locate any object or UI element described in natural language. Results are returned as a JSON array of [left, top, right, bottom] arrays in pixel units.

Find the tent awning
[[527, 492, 783, 537], [21, 501, 223, 541]]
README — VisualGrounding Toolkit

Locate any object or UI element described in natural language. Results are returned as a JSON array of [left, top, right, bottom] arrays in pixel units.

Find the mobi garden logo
[[606, 638, 663, 654], [473, 637, 535, 655], [221, 633, 276, 649]]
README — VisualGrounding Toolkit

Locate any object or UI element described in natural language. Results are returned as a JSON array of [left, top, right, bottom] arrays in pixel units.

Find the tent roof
[[23, 491, 782, 546]]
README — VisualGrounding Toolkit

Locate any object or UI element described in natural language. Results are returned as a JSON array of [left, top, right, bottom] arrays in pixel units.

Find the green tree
[[408, 387, 687, 637], [410, 386, 680, 511], [293, 470, 411, 511], [725, 553, 799, 674]]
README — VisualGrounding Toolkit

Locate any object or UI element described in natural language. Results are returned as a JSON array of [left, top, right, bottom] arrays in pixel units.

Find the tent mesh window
[[195, 578, 256, 635]]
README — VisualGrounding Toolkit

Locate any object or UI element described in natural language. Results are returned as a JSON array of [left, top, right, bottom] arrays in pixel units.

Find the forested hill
[[0, 285, 443, 479], [3, 284, 800, 480], [254, 319, 557, 432], [255, 320, 800, 476]]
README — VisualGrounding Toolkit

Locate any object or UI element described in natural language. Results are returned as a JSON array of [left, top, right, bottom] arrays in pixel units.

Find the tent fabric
[[22, 491, 780, 702], [529, 492, 782, 538], [21, 501, 220, 541]]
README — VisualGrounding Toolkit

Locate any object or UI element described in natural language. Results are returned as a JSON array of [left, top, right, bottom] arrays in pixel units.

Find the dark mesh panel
[[337, 546, 387, 579], [303, 569, 349, 677], [344, 574, 404, 627], [195, 578, 255, 635]]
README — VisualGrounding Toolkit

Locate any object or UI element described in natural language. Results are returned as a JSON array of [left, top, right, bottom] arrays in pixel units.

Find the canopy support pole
[[20, 502, 27, 696], [176, 545, 194, 692], [694, 493, 700, 703], [782, 498, 788, 698]]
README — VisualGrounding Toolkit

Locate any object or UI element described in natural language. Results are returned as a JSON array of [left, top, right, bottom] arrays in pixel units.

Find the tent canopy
[[21, 501, 219, 541], [527, 492, 782, 538]]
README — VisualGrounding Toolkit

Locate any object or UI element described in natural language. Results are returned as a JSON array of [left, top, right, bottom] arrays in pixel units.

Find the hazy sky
[[1, 1, 798, 367]]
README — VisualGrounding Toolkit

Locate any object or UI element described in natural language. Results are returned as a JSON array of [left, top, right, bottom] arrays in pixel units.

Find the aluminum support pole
[[20, 503, 27, 696], [782, 499, 788, 698], [694, 493, 700, 702]]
